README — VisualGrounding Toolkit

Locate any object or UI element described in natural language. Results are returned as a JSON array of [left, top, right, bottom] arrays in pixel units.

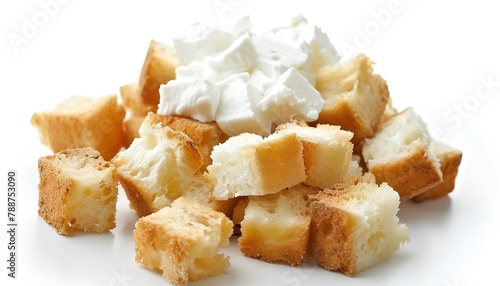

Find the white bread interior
[[112, 113, 205, 217], [315, 54, 390, 143], [412, 139, 463, 202], [275, 120, 354, 189], [37, 147, 118, 235], [238, 183, 321, 265], [134, 197, 233, 286], [31, 94, 126, 160], [206, 132, 306, 200], [309, 176, 409, 276], [362, 107, 443, 200]]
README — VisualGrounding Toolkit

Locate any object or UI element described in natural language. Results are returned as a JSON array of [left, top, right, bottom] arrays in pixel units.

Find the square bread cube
[[112, 113, 208, 217], [134, 197, 233, 286], [412, 140, 463, 202], [37, 147, 119, 235], [206, 132, 306, 200], [138, 40, 178, 107], [275, 119, 354, 189], [31, 95, 126, 160], [315, 54, 390, 143], [362, 108, 443, 200], [152, 115, 228, 171], [120, 82, 157, 116], [238, 184, 321, 265], [309, 176, 409, 276]]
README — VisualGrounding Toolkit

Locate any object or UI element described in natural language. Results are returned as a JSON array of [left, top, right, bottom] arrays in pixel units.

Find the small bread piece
[[37, 147, 118, 235], [275, 120, 354, 189], [134, 197, 233, 286], [412, 140, 463, 202], [112, 113, 205, 217], [238, 184, 321, 265], [309, 176, 409, 277], [31, 95, 126, 160], [362, 108, 443, 201], [138, 40, 178, 107], [151, 115, 228, 171], [206, 132, 306, 200], [120, 83, 157, 116], [315, 54, 390, 143], [123, 113, 146, 148], [208, 197, 241, 220]]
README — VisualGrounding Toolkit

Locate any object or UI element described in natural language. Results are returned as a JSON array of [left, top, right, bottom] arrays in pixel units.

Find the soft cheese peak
[[159, 15, 340, 137]]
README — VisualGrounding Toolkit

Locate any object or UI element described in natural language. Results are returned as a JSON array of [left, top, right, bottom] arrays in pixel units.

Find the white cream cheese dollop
[[158, 15, 340, 137]]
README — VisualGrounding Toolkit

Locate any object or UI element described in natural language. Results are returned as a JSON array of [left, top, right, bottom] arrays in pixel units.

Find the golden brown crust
[[144, 113, 204, 171], [134, 218, 191, 286], [253, 133, 306, 191], [238, 219, 310, 266], [138, 40, 178, 107], [208, 197, 241, 220], [316, 99, 368, 143], [152, 114, 228, 170], [116, 172, 154, 218], [309, 199, 354, 275], [412, 150, 462, 202], [120, 83, 157, 116], [38, 155, 75, 235], [37, 147, 116, 235], [122, 113, 146, 148], [308, 176, 365, 276], [231, 197, 248, 227], [31, 95, 126, 160], [134, 197, 232, 286], [113, 113, 205, 217], [370, 145, 443, 201], [315, 54, 389, 144]]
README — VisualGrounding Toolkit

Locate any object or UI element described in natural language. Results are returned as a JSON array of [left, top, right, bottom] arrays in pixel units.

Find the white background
[[1, 0, 499, 285]]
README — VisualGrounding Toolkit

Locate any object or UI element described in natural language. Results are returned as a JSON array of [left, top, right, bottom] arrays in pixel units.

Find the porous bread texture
[[151, 115, 229, 171], [315, 54, 390, 143], [112, 113, 207, 217], [362, 107, 443, 201], [37, 147, 118, 235], [347, 154, 364, 177], [120, 82, 157, 116], [309, 176, 409, 277], [275, 120, 354, 189], [238, 183, 321, 265], [138, 40, 178, 107], [206, 132, 306, 200], [134, 197, 233, 286], [31, 95, 126, 160], [412, 140, 463, 202]]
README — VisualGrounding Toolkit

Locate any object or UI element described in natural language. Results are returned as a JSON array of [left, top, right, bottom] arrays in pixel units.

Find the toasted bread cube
[[309, 176, 409, 276], [37, 147, 118, 235], [275, 120, 354, 189], [151, 115, 228, 171], [412, 140, 463, 202], [208, 197, 241, 220], [362, 108, 443, 200], [31, 95, 126, 160], [315, 54, 389, 143], [238, 184, 320, 265], [123, 113, 146, 148], [134, 197, 233, 286], [138, 40, 178, 107], [206, 132, 306, 200], [120, 82, 157, 116], [112, 113, 207, 217]]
